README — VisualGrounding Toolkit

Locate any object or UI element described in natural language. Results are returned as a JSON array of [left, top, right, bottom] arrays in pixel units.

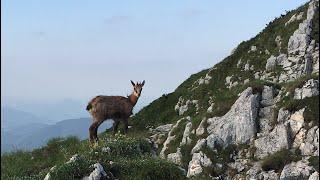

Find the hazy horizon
[[1, 0, 309, 120]]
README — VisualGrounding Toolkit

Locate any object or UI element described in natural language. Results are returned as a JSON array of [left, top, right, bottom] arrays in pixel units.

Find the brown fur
[[86, 81, 144, 143]]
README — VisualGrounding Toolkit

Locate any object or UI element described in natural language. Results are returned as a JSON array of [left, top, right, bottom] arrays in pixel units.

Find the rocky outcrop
[[254, 124, 290, 159], [84, 163, 107, 180], [300, 126, 319, 156], [294, 79, 319, 99], [195, 118, 206, 136], [160, 117, 187, 158], [280, 160, 315, 180], [279, 0, 319, 82], [186, 151, 212, 178], [180, 122, 194, 146], [206, 87, 259, 148], [167, 148, 182, 165], [309, 171, 319, 180], [285, 12, 304, 26], [191, 139, 206, 154]]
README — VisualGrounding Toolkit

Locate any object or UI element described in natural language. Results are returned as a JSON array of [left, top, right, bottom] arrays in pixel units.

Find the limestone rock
[[288, 108, 305, 136], [87, 163, 107, 180], [167, 148, 182, 165], [266, 55, 277, 71], [254, 124, 290, 159], [294, 79, 319, 99], [191, 139, 206, 154], [180, 122, 193, 146], [280, 160, 314, 180], [187, 151, 212, 178], [206, 87, 259, 147], [300, 126, 319, 156], [196, 118, 207, 136], [152, 124, 173, 134], [309, 171, 319, 180], [277, 108, 291, 123], [160, 117, 186, 158]]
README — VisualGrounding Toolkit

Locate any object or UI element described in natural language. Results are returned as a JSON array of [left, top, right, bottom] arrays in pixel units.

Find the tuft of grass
[[261, 149, 302, 172], [309, 156, 319, 172]]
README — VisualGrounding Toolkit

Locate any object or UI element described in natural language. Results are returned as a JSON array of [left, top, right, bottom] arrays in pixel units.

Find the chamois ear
[[141, 80, 145, 86], [131, 80, 135, 86]]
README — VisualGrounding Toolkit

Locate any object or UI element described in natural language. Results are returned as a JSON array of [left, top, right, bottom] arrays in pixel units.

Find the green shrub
[[309, 156, 319, 172], [261, 149, 302, 172]]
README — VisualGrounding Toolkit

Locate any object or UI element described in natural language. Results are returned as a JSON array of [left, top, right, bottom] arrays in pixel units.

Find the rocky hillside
[[1, 0, 319, 179], [131, 0, 319, 179]]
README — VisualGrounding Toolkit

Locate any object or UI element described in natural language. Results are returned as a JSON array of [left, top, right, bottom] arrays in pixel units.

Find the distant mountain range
[[1, 107, 113, 153]]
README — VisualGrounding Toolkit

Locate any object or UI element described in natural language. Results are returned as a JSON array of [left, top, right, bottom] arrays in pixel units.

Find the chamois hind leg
[[124, 118, 129, 134], [112, 119, 120, 135]]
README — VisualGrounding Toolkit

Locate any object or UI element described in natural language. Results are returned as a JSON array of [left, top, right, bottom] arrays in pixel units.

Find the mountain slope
[[1, 1, 319, 179]]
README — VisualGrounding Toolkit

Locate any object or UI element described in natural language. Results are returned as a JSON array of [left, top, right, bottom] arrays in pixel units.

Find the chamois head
[[131, 80, 145, 97]]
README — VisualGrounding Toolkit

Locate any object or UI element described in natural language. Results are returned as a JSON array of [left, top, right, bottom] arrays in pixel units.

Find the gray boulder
[[294, 79, 319, 99], [206, 87, 259, 147], [254, 124, 290, 159], [280, 160, 314, 180]]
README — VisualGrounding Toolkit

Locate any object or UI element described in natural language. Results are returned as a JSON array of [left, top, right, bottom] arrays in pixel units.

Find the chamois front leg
[[89, 120, 100, 144]]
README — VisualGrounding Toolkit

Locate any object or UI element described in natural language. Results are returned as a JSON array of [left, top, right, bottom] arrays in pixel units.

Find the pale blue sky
[[1, 0, 308, 110]]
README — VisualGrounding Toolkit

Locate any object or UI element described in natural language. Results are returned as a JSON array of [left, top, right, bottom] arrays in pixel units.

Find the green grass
[[1, 135, 185, 180], [309, 156, 319, 172], [261, 149, 302, 172]]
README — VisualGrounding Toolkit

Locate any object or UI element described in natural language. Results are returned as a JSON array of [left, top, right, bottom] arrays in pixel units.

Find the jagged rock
[[265, 49, 270, 55], [309, 171, 319, 180], [67, 154, 80, 164], [300, 126, 319, 156], [160, 118, 186, 158], [84, 163, 107, 180], [258, 106, 275, 134], [266, 55, 277, 71], [248, 45, 257, 52], [206, 87, 259, 147], [246, 162, 262, 179], [277, 54, 288, 65], [285, 12, 304, 26], [187, 151, 212, 178], [261, 86, 275, 107], [275, 35, 282, 50], [167, 148, 182, 165], [254, 124, 290, 159], [280, 160, 314, 180], [277, 108, 291, 123], [198, 73, 212, 85], [255, 72, 261, 79], [151, 124, 173, 134], [180, 122, 193, 146], [244, 79, 250, 84], [191, 139, 206, 154], [196, 118, 206, 136], [288, 108, 305, 136], [294, 79, 319, 99], [44, 166, 56, 180], [244, 63, 250, 71], [237, 59, 242, 68], [293, 128, 307, 149], [207, 103, 214, 113], [228, 159, 249, 173], [259, 170, 279, 180]]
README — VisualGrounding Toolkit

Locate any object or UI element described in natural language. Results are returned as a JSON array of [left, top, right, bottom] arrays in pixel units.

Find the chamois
[[86, 80, 145, 143]]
